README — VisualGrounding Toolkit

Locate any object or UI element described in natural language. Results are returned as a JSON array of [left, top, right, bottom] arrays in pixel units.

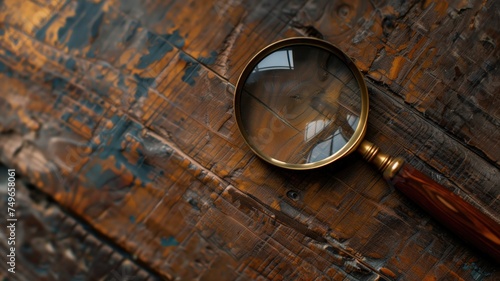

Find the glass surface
[[239, 45, 362, 164]]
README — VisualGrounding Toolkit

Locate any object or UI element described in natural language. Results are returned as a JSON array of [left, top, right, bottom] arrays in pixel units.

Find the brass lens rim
[[234, 37, 369, 170]]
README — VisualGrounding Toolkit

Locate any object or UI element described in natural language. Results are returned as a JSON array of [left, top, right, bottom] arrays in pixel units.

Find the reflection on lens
[[239, 44, 362, 164]]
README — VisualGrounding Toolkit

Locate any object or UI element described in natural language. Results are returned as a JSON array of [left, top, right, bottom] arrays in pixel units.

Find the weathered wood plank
[[0, 71, 388, 280], [1, 52, 498, 279], [0, 0, 499, 280], [0, 165, 160, 281]]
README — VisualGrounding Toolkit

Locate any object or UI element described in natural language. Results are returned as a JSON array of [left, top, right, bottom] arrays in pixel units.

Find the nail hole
[[287, 190, 300, 201], [382, 16, 396, 37], [337, 4, 350, 18]]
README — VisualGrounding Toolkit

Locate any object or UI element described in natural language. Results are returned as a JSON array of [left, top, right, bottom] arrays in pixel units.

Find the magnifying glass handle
[[359, 140, 500, 262]]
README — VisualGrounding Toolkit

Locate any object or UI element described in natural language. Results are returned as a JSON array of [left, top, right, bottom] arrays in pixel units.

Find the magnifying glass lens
[[239, 44, 363, 165]]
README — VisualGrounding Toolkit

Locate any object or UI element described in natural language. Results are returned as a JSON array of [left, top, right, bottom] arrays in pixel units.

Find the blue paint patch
[[51, 77, 68, 90], [58, 0, 105, 49], [35, 0, 70, 41], [65, 58, 77, 71], [162, 29, 185, 49], [84, 162, 103, 181], [133, 74, 155, 98], [89, 116, 155, 186], [90, 13, 104, 39], [80, 98, 104, 115], [199, 50, 218, 65], [179, 51, 218, 86], [95, 117, 129, 160], [117, 75, 126, 88], [4, 49, 15, 59], [35, 13, 59, 41], [86, 48, 96, 58], [179, 53, 200, 86], [0, 61, 7, 72], [137, 32, 174, 69], [0, 59, 16, 77], [129, 215, 136, 223], [83, 163, 122, 189], [61, 112, 71, 122], [160, 236, 179, 247]]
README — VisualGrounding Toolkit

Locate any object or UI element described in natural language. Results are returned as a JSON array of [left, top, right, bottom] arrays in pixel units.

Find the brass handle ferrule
[[357, 140, 405, 180]]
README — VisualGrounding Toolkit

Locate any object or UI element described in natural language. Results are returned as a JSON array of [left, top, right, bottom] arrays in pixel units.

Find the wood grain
[[0, 0, 499, 280], [0, 166, 161, 281]]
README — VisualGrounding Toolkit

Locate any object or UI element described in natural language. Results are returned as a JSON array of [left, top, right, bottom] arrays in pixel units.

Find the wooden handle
[[390, 164, 500, 262]]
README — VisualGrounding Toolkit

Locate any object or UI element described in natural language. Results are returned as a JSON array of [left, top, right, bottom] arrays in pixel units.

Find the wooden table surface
[[0, 0, 499, 280]]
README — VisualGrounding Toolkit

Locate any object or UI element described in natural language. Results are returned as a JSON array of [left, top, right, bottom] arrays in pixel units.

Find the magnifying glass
[[234, 37, 500, 262]]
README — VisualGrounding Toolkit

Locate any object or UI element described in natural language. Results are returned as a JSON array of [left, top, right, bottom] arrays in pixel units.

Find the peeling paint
[[160, 236, 179, 247], [58, 0, 105, 49], [35, 14, 60, 41], [89, 116, 155, 186], [179, 52, 200, 86], [162, 29, 185, 49], [65, 58, 77, 71], [179, 51, 217, 86], [137, 32, 174, 69], [133, 74, 155, 98]]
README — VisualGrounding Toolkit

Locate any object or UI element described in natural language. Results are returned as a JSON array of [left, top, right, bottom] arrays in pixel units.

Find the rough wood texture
[[0, 165, 160, 280], [0, 0, 499, 280]]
